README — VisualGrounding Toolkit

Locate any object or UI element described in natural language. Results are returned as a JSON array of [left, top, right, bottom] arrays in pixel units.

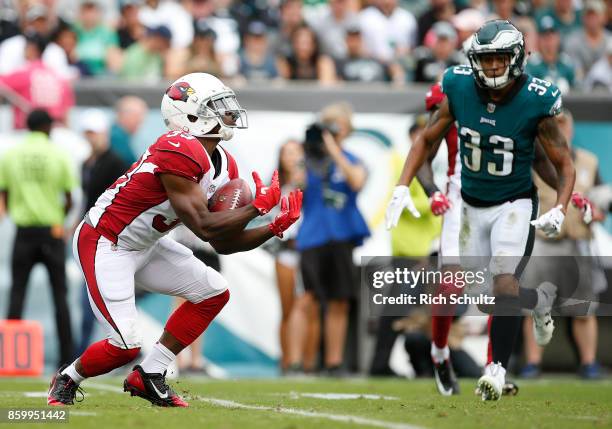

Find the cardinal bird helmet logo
[[166, 81, 195, 102]]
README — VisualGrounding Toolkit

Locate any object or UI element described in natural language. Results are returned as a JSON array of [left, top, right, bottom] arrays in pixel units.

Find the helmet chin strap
[[202, 127, 234, 141], [480, 66, 511, 89]]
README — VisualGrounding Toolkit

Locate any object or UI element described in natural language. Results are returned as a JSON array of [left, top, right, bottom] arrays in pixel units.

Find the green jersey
[[441, 65, 562, 205]]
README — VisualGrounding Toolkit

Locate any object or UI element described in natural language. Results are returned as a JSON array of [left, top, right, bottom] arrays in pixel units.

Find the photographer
[[296, 102, 370, 375]]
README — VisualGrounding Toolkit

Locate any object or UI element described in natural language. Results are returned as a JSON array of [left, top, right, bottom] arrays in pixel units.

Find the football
[[208, 178, 253, 212]]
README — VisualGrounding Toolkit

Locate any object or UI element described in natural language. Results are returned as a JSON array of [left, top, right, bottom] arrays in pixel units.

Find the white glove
[[530, 205, 565, 238], [385, 185, 421, 229]]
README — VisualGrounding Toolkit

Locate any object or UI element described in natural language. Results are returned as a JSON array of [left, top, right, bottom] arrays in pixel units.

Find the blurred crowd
[[0, 0, 611, 90]]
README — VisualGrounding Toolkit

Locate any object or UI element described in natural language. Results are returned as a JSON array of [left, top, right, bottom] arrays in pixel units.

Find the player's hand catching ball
[[385, 185, 421, 230], [531, 204, 565, 238], [430, 191, 452, 216], [269, 190, 303, 238], [252, 170, 281, 215]]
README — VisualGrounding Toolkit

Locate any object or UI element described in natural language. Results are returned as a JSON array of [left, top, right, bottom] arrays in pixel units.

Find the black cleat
[[503, 380, 519, 396], [433, 359, 460, 396], [47, 365, 85, 406], [124, 365, 188, 407]]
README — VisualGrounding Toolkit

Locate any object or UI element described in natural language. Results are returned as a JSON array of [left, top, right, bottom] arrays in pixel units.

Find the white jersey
[[88, 131, 239, 250]]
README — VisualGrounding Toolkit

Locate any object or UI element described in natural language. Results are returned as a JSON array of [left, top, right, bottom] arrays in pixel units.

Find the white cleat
[[477, 362, 505, 402], [533, 282, 557, 346], [533, 311, 555, 346]]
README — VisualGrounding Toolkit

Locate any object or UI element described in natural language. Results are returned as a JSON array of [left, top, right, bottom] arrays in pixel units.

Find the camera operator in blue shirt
[[296, 102, 370, 375]]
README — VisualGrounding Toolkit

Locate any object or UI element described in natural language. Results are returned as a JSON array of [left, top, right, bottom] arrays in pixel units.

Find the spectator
[[77, 108, 128, 353], [307, 0, 357, 60], [118, 25, 171, 81], [239, 20, 279, 81], [277, 24, 336, 83], [522, 109, 607, 380], [0, 32, 75, 130], [526, 16, 575, 94], [417, 0, 462, 45], [335, 25, 404, 84], [584, 36, 612, 91], [565, 0, 611, 81], [110, 95, 148, 166], [489, 0, 520, 21], [359, 0, 417, 63], [0, 4, 74, 79], [0, 0, 20, 43], [270, 0, 304, 58], [296, 102, 370, 375], [534, 0, 582, 43], [177, 21, 222, 78], [269, 140, 309, 373], [53, 22, 91, 76], [139, 0, 193, 49], [414, 21, 463, 83], [190, 0, 241, 77], [229, 0, 277, 35], [73, 0, 122, 76], [80, 109, 128, 232], [0, 109, 77, 367], [514, 15, 539, 55], [117, 0, 146, 50], [451, 8, 486, 47]]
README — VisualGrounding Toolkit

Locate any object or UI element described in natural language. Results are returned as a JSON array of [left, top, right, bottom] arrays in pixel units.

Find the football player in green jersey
[[386, 19, 576, 401]]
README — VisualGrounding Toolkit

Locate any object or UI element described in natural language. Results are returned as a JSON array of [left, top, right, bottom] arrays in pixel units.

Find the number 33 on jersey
[[441, 65, 562, 205]]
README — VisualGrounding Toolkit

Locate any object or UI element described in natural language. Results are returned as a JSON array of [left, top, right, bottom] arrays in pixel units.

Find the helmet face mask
[[161, 73, 248, 140], [197, 92, 248, 130], [467, 20, 526, 90]]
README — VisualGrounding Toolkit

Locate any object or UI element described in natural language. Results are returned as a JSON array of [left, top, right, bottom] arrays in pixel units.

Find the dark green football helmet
[[467, 19, 526, 89]]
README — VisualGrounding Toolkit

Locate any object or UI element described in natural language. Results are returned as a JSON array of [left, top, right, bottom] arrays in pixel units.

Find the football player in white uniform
[[48, 73, 302, 407]]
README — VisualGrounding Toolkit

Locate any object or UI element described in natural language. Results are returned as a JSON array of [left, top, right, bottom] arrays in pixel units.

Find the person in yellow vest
[[369, 118, 442, 376], [521, 109, 607, 379], [0, 109, 78, 367]]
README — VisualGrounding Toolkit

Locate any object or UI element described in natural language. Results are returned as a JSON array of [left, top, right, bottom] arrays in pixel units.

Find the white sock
[[140, 342, 176, 374], [431, 343, 450, 364], [61, 362, 86, 384]]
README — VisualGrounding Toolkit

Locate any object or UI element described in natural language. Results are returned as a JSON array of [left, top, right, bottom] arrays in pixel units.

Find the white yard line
[[197, 396, 425, 429], [71, 411, 99, 417]]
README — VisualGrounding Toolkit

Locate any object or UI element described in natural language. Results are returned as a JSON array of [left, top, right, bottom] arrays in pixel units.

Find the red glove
[[269, 189, 303, 238], [425, 83, 445, 112], [252, 170, 281, 215], [571, 191, 593, 224], [430, 191, 451, 216]]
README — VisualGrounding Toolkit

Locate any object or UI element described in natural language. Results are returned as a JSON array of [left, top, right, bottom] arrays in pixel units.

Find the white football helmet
[[161, 73, 248, 140]]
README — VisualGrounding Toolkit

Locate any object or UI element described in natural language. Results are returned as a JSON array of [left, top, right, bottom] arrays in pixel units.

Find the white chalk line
[[197, 396, 425, 429]]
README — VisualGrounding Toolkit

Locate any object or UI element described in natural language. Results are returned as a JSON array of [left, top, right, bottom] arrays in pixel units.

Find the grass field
[[1, 377, 611, 429]]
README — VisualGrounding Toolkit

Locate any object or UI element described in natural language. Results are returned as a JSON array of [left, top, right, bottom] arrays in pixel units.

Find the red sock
[[80, 339, 140, 377], [165, 290, 230, 347], [431, 280, 463, 348], [431, 316, 453, 349]]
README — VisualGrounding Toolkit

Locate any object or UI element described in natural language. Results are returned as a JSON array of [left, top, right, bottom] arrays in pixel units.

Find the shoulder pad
[[154, 132, 211, 176]]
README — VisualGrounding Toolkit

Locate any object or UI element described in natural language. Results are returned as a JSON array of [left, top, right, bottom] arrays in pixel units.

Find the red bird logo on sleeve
[[166, 82, 195, 102]]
